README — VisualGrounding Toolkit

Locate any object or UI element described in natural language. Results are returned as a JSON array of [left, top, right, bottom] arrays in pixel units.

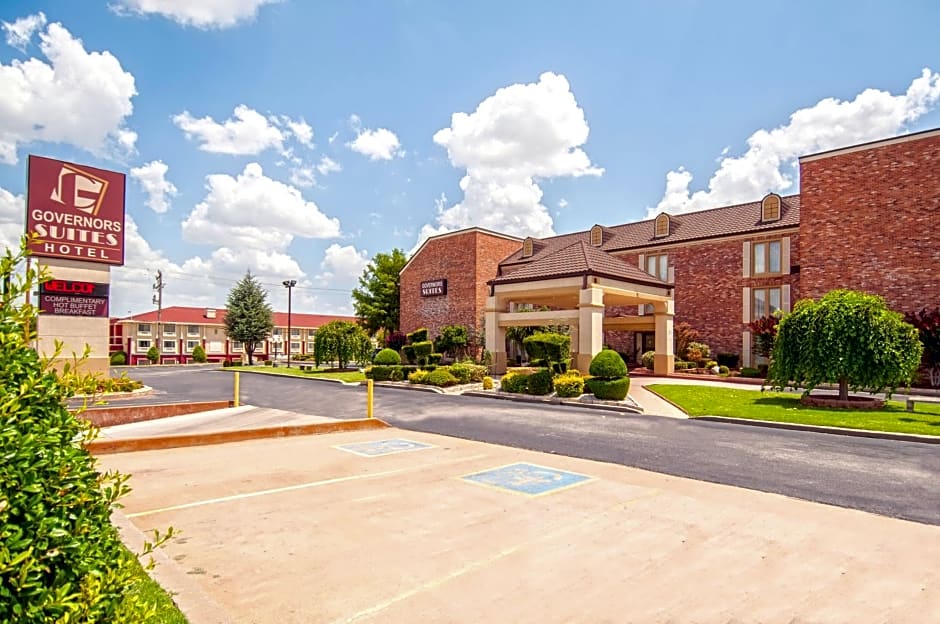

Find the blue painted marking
[[462, 463, 590, 496], [336, 438, 433, 457]]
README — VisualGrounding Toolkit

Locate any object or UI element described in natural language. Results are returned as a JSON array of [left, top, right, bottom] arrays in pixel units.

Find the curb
[[461, 391, 644, 415], [219, 367, 364, 386], [694, 416, 940, 444], [111, 511, 233, 624], [69, 385, 155, 403], [87, 418, 389, 454]]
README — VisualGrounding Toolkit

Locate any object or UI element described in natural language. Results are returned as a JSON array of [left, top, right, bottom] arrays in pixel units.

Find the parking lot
[[100, 427, 940, 623]]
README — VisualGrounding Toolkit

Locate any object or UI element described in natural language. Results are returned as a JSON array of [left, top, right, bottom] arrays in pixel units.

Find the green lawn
[[232, 365, 366, 383], [126, 550, 188, 623], [647, 384, 940, 436]]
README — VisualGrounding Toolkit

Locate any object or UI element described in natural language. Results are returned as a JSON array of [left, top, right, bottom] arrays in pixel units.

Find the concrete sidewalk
[[99, 405, 337, 439], [102, 427, 940, 624]]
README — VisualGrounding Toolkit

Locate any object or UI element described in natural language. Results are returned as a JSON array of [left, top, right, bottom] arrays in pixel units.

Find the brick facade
[[400, 229, 521, 340], [799, 131, 940, 312]]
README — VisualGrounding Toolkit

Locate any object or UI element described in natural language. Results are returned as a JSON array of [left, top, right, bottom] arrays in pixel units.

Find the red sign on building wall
[[26, 155, 126, 265]]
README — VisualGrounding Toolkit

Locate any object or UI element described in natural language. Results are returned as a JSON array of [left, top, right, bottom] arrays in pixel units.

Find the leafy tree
[[905, 306, 940, 368], [0, 237, 171, 621], [313, 320, 372, 369], [191, 343, 207, 363], [224, 271, 274, 365], [434, 324, 470, 360], [673, 322, 701, 360], [352, 249, 408, 336], [766, 289, 922, 400], [748, 315, 780, 359]]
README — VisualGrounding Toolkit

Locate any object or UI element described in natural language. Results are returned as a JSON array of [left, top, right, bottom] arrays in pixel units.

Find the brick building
[[401, 127, 940, 372], [113, 306, 356, 365]]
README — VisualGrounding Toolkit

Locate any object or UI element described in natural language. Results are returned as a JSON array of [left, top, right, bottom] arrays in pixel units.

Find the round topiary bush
[[426, 368, 459, 387], [525, 369, 554, 395], [373, 348, 401, 365], [109, 350, 126, 366], [482, 376, 494, 390], [640, 350, 655, 369], [586, 377, 630, 400], [589, 349, 627, 378], [191, 344, 208, 363]]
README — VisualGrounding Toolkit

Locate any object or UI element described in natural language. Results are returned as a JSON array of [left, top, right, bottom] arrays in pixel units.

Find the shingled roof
[[500, 195, 800, 269], [490, 239, 669, 288]]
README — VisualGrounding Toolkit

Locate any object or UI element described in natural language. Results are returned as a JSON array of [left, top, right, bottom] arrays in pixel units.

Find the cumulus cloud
[[182, 162, 340, 249], [0, 186, 25, 252], [421, 72, 602, 244], [0, 17, 137, 164], [173, 105, 285, 155], [315, 243, 368, 285], [3, 12, 47, 51], [347, 114, 404, 160], [650, 68, 940, 217], [316, 155, 342, 175], [130, 160, 178, 214], [111, 0, 281, 29], [285, 118, 313, 147]]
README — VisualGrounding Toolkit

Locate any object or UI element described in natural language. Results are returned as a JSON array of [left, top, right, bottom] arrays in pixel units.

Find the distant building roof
[[117, 306, 357, 328]]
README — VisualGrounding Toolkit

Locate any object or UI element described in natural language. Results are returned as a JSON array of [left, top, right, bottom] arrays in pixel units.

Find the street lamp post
[[270, 334, 283, 366], [282, 279, 296, 367]]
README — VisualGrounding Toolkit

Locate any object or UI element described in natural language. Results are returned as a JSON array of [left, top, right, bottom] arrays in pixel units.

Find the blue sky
[[1, 0, 938, 316]]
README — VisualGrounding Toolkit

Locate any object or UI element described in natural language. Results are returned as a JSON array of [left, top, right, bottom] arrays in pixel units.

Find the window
[[761, 193, 781, 222], [162, 340, 177, 352], [290, 341, 301, 353], [163, 324, 176, 336], [272, 328, 281, 336], [590, 225, 603, 247], [307, 341, 316, 353], [291, 328, 301, 338], [753, 240, 782, 274], [645, 254, 668, 281], [137, 323, 151, 335], [232, 341, 243, 351], [136, 339, 151, 351], [186, 340, 200, 352], [187, 325, 200, 336], [753, 287, 782, 320], [522, 237, 534, 258], [654, 213, 670, 238]]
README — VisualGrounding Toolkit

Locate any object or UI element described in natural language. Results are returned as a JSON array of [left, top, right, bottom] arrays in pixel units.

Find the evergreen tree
[[352, 249, 408, 336], [224, 271, 274, 365]]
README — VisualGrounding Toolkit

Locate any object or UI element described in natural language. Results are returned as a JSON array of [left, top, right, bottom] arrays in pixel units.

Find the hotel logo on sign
[[420, 279, 447, 297]]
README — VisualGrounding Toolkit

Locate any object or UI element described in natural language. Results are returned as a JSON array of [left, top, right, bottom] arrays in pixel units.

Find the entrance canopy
[[485, 240, 675, 375]]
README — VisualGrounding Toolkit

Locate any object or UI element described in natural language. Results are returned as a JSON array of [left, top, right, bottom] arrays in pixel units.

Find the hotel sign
[[26, 155, 126, 265], [39, 280, 110, 317], [420, 279, 447, 297]]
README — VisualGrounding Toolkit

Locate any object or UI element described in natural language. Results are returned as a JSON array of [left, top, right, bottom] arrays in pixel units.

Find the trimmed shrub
[[716, 352, 740, 369], [146, 345, 159, 364], [191, 344, 207, 363], [412, 341, 433, 359], [264, 359, 274, 366], [385, 331, 407, 352], [109, 350, 126, 366], [222, 359, 231, 367], [450, 362, 487, 384], [373, 348, 401, 365], [589, 349, 628, 378], [499, 371, 530, 393], [640, 350, 655, 369], [740, 367, 761, 378], [523, 332, 571, 368], [429, 353, 443, 365], [685, 341, 711, 362], [482, 376, 494, 390], [525, 369, 554, 395], [426, 368, 459, 387], [705, 360, 718, 369], [401, 345, 416, 364], [407, 328, 429, 343], [229, 360, 243, 367], [389, 367, 404, 381], [408, 370, 430, 384], [365, 365, 394, 381], [586, 377, 630, 401], [718, 365, 730, 375], [554, 373, 584, 398]]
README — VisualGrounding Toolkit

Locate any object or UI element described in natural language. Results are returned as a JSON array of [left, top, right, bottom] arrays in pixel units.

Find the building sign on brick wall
[[39, 280, 110, 317], [420, 279, 447, 297], [26, 155, 126, 265]]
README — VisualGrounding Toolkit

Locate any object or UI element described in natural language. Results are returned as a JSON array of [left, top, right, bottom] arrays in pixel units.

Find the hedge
[[499, 371, 530, 393], [586, 377, 630, 400], [525, 369, 554, 395], [407, 328, 429, 343], [426, 368, 459, 387], [553, 373, 584, 398]]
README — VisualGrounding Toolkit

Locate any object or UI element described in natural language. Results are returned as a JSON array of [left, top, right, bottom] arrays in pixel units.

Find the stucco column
[[568, 324, 580, 371], [485, 295, 507, 374], [576, 287, 604, 372], [653, 299, 675, 376]]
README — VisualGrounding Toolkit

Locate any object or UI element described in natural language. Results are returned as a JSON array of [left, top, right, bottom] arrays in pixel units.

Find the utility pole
[[153, 270, 164, 362]]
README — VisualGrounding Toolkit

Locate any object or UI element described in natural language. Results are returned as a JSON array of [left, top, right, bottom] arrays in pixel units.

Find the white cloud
[[111, 0, 281, 29], [285, 118, 313, 147], [316, 155, 342, 175], [558, 198, 568, 209], [0, 186, 25, 253], [421, 72, 602, 244], [289, 166, 316, 188], [347, 114, 404, 160], [3, 12, 47, 51], [173, 105, 286, 155], [130, 160, 178, 214], [182, 162, 341, 249], [328, 131, 339, 145], [0, 18, 137, 164], [316, 243, 368, 285], [650, 68, 940, 217]]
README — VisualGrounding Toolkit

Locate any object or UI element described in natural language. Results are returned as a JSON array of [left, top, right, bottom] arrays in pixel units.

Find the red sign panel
[[26, 155, 126, 265], [39, 280, 110, 317]]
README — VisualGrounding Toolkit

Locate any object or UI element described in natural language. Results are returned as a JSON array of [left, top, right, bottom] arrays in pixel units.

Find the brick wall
[[800, 132, 940, 312], [400, 230, 520, 340]]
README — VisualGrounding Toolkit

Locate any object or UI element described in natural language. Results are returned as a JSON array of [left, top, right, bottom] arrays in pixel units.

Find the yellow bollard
[[367, 379, 374, 419], [233, 371, 240, 407]]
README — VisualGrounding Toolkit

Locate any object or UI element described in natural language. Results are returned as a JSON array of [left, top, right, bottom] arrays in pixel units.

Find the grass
[[126, 549, 188, 623], [647, 384, 940, 436], [231, 364, 366, 383]]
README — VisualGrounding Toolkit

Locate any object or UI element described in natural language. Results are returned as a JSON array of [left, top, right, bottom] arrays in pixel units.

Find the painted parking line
[[461, 462, 593, 497], [334, 438, 434, 457], [127, 452, 488, 518]]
